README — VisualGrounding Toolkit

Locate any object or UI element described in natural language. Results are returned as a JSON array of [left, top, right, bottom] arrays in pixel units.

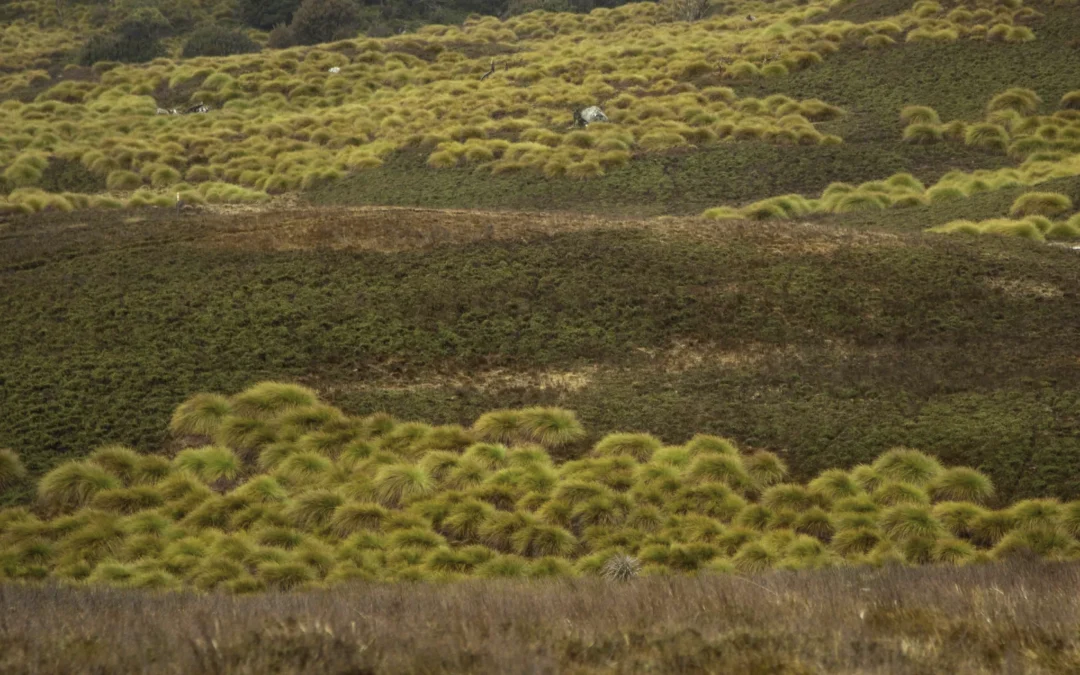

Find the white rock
[[578, 106, 609, 126]]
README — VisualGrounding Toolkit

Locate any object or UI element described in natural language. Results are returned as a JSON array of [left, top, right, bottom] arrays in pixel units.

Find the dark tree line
[[255, 0, 644, 46], [73, 0, 646, 65]]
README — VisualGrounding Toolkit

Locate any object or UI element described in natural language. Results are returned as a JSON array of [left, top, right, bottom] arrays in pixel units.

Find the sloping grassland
[[2, 205, 1078, 505]]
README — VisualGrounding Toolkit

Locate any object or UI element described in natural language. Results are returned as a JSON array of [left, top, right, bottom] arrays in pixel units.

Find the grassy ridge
[[2, 208, 1079, 504], [2, 561, 1080, 672]]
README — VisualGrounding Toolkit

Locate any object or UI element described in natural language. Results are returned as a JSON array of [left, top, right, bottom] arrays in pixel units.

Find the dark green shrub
[[267, 23, 296, 49], [78, 33, 163, 65], [239, 0, 302, 30], [182, 24, 260, 58], [116, 7, 174, 41], [290, 0, 359, 46], [507, 0, 573, 14]]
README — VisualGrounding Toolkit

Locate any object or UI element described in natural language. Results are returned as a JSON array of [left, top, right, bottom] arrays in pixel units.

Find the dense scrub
[[3, 560, 1080, 672], [2, 382, 1080, 591], [3, 208, 1080, 505], [3, 0, 1078, 217]]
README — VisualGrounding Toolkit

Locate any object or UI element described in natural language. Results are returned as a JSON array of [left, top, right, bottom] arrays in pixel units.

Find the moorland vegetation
[[4, 560, 1080, 672], [0, 0, 1076, 227], [3, 0, 1080, 666], [4, 205, 1080, 512], [2, 382, 1080, 591]]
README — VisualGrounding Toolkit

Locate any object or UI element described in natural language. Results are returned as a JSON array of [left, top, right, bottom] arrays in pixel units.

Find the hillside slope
[[2, 205, 1079, 505], [3, 0, 1079, 219]]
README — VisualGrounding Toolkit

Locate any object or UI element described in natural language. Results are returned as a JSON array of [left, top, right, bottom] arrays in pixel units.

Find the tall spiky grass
[[441, 499, 494, 541], [38, 461, 120, 513], [684, 435, 739, 456], [216, 417, 277, 456], [276, 452, 334, 484], [880, 504, 943, 539], [970, 510, 1017, 547], [808, 469, 863, 501], [761, 484, 815, 510], [927, 468, 994, 503], [993, 526, 1073, 560], [373, 464, 434, 506], [964, 123, 1009, 151], [686, 453, 752, 490], [472, 410, 523, 444], [871, 448, 943, 485], [174, 446, 241, 483], [232, 382, 318, 418], [744, 451, 788, 488], [462, 443, 509, 471], [87, 445, 143, 485], [0, 448, 27, 490], [873, 481, 930, 507], [1009, 499, 1063, 530], [1009, 192, 1073, 217], [594, 433, 662, 461], [512, 523, 578, 557], [329, 502, 388, 537], [517, 408, 585, 447], [987, 88, 1042, 115], [287, 490, 345, 531], [90, 486, 165, 514], [257, 561, 316, 590], [795, 508, 835, 541], [900, 105, 940, 125]]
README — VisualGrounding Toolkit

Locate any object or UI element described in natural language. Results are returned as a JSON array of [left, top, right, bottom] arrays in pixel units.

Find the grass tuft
[[927, 468, 995, 503], [0, 449, 28, 491], [1009, 192, 1073, 217], [871, 449, 943, 485], [39, 462, 120, 513], [517, 408, 585, 447], [594, 433, 662, 461]]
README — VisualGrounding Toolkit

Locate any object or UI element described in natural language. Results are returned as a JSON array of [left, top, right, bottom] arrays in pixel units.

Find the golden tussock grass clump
[[7, 382, 1078, 594]]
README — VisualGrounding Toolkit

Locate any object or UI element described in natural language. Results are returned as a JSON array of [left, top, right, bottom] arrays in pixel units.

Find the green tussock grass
[[2, 382, 1078, 590]]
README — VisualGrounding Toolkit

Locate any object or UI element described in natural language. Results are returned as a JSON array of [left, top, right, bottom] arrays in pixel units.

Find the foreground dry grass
[[2, 560, 1079, 673]]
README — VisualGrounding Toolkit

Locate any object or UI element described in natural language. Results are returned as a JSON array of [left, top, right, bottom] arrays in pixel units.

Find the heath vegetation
[[3, 560, 1080, 672], [4, 0, 1080, 666], [3, 382, 1080, 591], [2, 0, 1076, 217]]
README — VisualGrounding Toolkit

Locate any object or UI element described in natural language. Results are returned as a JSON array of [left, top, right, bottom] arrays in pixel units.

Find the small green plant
[[927, 468, 994, 503], [900, 106, 941, 125], [594, 433, 662, 461], [872, 449, 943, 485], [38, 462, 120, 513], [170, 394, 232, 438], [182, 25, 261, 58], [518, 408, 585, 447], [964, 123, 1009, 152], [0, 449, 27, 491], [174, 446, 241, 483], [902, 123, 943, 144], [1009, 192, 1073, 217], [987, 88, 1042, 115]]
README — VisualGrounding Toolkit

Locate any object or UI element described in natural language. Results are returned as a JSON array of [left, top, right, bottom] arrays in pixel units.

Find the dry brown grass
[[318, 364, 599, 396], [2, 200, 915, 269], [985, 276, 1065, 298], [3, 560, 1080, 673], [176, 203, 909, 256]]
